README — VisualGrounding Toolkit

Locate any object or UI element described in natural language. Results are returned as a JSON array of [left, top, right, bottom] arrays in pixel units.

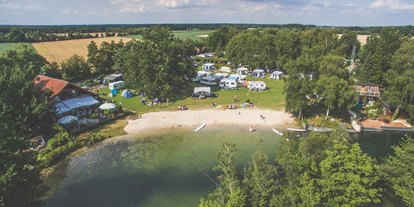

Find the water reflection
[[43, 127, 412, 207]]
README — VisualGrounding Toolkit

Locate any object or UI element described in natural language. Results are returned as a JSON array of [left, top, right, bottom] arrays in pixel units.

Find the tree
[[87, 41, 99, 69], [316, 75, 357, 120], [60, 54, 91, 81], [382, 40, 414, 122], [0, 46, 55, 207], [318, 55, 349, 79], [243, 148, 277, 207], [117, 26, 195, 98], [381, 136, 414, 206], [318, 141, 381, 207], [44, 61, 62, 79], [207, 26, 239, 54], [200, 143, 245, 206], [339, 31, 361, 59]]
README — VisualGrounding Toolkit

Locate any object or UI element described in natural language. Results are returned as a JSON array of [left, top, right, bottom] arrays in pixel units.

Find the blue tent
[[111, 89, 118, 95], [122, 89, 133, 98]]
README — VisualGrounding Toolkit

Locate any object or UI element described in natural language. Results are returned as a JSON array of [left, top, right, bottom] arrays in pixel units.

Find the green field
[[126, 30, 211, 40], [0, 43, 35, 54], [98, 76, 285, 115]]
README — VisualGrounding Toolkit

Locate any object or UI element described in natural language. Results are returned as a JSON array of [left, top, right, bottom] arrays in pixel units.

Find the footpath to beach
[[124, 109, 295, 134]]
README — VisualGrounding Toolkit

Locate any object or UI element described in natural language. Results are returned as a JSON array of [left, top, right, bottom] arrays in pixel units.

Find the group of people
[[177, 105, 188, 111], [227, 104, 237, 109]]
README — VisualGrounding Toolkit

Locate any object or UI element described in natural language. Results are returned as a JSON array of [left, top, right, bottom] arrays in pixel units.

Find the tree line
[[200, 131, 414, 207], [1, 24, 414, 43]]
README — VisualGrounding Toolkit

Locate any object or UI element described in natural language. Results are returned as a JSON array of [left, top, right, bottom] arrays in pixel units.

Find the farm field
[[126, 30, 211, 40], [0, 43, 35, 54], [31, 36, 131, 63], [338, 34, 369, 45]]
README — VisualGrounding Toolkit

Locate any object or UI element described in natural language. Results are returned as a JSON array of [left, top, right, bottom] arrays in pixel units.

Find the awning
[[56, 102, 71, 115], [62, 95, 99, 110]]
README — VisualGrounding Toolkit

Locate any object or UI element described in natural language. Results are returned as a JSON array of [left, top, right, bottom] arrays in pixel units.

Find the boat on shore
[[195, 123, 207, 132], [272, 128, 283, 136], [287, 128, 307, 132]]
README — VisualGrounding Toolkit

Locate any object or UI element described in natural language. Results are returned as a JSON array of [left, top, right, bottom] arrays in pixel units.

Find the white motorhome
[[191, 71, 212, 82], [236, 67, 249, 75], [252, 69, 266, 78], [248, 81, 267, 91], [202, 63, 215, 70], [270, 71, 284, 80], [200, 77, 217, 86], [108, 81, 124, 90]]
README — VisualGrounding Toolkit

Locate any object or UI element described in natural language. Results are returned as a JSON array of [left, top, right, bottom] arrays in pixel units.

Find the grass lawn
[[0, 43, 35, 54], [98, 76, 285, 115], [126, 30, 211, 40]]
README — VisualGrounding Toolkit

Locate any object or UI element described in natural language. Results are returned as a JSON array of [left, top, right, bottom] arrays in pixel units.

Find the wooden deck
[[361, 119, 412, 132]]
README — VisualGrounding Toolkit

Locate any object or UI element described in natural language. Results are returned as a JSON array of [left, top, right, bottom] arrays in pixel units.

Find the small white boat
[[195, 123, 207, 132], [272, 128, 283, 136], [287, 128, 307, 132]]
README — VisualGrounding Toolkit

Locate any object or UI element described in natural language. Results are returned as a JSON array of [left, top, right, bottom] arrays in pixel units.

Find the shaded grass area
[[0, 43, 35, 54], [126, 30, 211, 40], [98, 77, 285, 115]]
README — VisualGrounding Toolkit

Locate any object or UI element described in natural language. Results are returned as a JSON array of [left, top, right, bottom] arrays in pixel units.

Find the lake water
[[43, 126, 411, 207]]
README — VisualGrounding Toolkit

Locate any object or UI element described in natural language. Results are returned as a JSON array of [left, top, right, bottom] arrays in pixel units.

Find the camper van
[[236, 67, 249, 75], [108, 81, 124, 90], [270, 71, 284, 80], [200, 77, 217, 86], [202, 63, 216, 70], [251, 69, 266, 78], [248, 81, 267, 91], [192, 71, 212, 82]]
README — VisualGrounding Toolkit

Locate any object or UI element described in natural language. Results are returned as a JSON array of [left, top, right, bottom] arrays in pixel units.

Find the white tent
[[99, 103, 116, 110], [193, 87, 213, 97], [270, 71, 284, 80]]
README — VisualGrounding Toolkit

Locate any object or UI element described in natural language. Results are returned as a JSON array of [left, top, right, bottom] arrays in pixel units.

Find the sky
[[0, 0, 413, 26]]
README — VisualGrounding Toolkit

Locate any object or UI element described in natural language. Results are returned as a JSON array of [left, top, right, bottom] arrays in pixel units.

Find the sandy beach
[[124, 109, 295, 134]]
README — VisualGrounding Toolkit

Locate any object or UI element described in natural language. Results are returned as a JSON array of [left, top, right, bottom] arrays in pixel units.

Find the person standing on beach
[[234, 95, 237, 103]]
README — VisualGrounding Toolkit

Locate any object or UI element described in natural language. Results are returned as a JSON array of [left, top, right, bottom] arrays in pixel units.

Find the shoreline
[[124, 108, 296, 134]]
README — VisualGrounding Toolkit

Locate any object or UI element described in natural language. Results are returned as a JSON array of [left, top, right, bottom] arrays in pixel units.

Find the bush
[[47, 138, 57, 149], [89, 113, 99, 119], [84, 79, 94, 87]]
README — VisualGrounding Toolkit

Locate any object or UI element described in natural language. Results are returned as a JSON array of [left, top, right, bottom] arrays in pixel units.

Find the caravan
[[251, 69, 266, 78], [200, 77, 217, 86], [202, 63, 215, 70], [108, 81, 124, 90], [248, 81, 267, 91], [219, 78, 238, 89], [236, 67, 249, 75]]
